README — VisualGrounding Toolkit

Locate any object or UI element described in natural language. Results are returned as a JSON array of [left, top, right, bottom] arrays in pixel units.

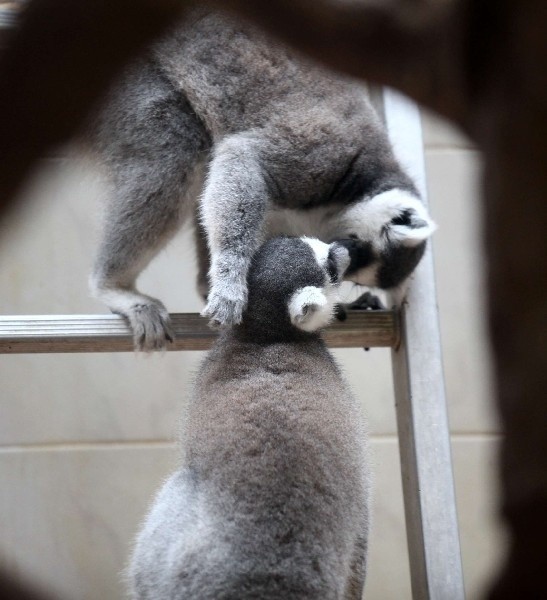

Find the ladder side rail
[[383, 88, 465, 600]]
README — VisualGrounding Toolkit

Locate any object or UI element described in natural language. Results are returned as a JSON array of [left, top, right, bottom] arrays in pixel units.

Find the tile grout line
[[0, 432, 502, 452], [0, 440, 178, 452], [424, 145, 478, 153]]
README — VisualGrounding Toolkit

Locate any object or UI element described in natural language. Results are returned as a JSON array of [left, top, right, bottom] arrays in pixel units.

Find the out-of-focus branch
[[217, 0, 468, 125], [0, 0, 191, 213]]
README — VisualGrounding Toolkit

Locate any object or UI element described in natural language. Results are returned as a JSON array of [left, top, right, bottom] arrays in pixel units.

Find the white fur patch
[[301, 236, 352, 285], [330, 188, 436, 250], [331, 244, 351, 279], [288, 285, 337, 332], [390, 222, 436, 247], [344, 262, 379, 287], [300, 237, 351, 281], [301, 237, 330, 268], [265, 205, 338, 240], [264, 189, 436, 255]]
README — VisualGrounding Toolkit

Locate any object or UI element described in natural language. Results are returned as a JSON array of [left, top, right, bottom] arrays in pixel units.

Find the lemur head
[[331, 189, 436, 290], [240, 236, 350, 339]]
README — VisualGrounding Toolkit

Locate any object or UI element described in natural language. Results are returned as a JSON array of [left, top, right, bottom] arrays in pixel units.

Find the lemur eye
[[390, 209, 413, 226], [348, 233, 358, 240]]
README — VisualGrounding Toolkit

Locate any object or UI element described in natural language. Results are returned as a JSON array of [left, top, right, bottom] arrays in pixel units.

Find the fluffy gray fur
[[88, 8, 436, 350], [128, 236, 371, 599]]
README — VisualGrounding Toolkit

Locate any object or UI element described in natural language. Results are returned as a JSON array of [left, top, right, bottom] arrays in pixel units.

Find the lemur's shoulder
[[152, 10, 367, 138]]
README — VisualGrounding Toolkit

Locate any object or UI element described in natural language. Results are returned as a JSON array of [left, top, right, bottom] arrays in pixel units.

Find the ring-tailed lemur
[[128, 236, 370, 600], [88, 8, 436, 350]]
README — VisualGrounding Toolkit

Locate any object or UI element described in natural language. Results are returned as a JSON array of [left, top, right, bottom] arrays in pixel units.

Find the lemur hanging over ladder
[[87, 8, 436, 351]]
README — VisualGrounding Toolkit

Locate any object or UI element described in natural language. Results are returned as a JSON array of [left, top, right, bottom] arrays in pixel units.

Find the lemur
[[88, 8, 436, 351], [128, 236, 371, 600]]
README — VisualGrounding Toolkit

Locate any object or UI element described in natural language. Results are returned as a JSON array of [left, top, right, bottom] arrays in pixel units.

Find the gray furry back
[[128, 237, 371, 599]]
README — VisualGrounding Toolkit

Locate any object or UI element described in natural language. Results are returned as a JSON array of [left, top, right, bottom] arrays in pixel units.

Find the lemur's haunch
[[88, 8, 436, 351], [129, 236, 371, 600]]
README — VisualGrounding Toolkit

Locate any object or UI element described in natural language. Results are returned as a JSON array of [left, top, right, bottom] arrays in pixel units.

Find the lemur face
[[332, 189, 436, 290]]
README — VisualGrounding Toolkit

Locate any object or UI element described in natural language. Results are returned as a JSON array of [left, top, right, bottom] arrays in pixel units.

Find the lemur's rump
[[88, 9, 435, 351], [129, 236, 370, 600]]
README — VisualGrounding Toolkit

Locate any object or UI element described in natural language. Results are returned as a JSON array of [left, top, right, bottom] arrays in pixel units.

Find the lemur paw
[[201, 283, 247, 328], [334, 304, 348, 321], [121, 300, 174, 352], [347, 291, 385, 311]]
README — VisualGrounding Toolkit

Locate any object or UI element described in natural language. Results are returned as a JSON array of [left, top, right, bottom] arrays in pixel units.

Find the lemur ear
[[288, 286, 333, 332], [388, 208, 437, 247]]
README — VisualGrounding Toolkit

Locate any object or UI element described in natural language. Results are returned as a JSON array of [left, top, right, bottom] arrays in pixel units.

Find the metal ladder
[[0, 88, 465, 600]]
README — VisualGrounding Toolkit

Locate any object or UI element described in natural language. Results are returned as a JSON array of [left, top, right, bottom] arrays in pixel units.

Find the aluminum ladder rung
[[0, 310, 399, 353]]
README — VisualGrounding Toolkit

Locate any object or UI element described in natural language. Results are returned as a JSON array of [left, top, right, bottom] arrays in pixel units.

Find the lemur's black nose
[[333, 238, 376, 277]]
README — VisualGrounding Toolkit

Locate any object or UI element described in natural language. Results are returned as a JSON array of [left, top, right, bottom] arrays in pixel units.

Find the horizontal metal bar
[[0, 310, 399, 353]]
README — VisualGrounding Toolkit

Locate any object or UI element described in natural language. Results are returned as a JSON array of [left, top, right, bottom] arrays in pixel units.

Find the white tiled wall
[[0, 109, 505, 599]]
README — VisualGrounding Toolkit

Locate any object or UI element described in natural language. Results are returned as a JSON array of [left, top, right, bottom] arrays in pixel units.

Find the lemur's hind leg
[[90, 62, 210, 351]]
